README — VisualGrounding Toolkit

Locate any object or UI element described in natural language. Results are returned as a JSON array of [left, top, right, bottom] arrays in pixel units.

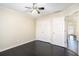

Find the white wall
[[0, 7, 35, 52], [66, 15, 79, 55], [75, 16, 79, 41], [75, 16, 79, 55]]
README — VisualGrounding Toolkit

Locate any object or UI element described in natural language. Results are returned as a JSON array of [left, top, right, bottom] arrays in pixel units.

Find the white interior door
[[51, 17, 65, 47], [36, 18, 51, 43], [36, 16, 66, 47]]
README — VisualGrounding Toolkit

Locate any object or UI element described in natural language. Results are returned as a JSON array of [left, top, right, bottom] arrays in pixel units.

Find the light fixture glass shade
[[32, 9, 38, 14]]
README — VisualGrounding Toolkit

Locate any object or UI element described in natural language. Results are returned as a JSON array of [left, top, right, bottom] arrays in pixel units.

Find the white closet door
[[36, 16, 66, 47], [36, 18, 51, 43], [51, 17, 65, 47]]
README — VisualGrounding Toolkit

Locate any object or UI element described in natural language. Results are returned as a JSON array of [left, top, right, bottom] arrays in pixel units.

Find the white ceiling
[[0, 3, 74, 16]]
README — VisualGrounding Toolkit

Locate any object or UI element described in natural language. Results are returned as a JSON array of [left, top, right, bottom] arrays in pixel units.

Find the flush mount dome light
[[32, 9, 39, 14]]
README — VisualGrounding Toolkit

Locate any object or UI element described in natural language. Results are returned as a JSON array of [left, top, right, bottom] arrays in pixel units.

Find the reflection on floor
[[0, 40, 78, 56]]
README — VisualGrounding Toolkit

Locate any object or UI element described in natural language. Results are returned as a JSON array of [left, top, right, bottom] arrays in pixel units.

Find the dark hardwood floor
[[0, 40, 78, 56]]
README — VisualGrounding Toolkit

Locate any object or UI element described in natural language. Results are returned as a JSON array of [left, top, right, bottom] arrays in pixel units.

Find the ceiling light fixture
[[25, 3, 44, 14], [32, 9, 38, 14]]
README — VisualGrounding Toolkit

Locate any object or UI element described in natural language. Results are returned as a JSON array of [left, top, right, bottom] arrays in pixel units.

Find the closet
[[36, 15, 66, 47]]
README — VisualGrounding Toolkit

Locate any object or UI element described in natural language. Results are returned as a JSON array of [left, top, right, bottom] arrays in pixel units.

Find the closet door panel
[[36, 18, 51, 43], [51, 17, 65, 47]]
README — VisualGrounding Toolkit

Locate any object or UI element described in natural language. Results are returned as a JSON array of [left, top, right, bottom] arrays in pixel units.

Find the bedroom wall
[[75, 16, 79, 41], [74, 16, 79, 55], [0, 7, 35, 52], [65, 15, 79, 55]]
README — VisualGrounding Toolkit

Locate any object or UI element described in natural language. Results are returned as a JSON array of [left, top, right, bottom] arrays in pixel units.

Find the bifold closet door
[[51, 17, 65, 47], [36, 16, 66, 47], [36, 18, 51, 43]]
